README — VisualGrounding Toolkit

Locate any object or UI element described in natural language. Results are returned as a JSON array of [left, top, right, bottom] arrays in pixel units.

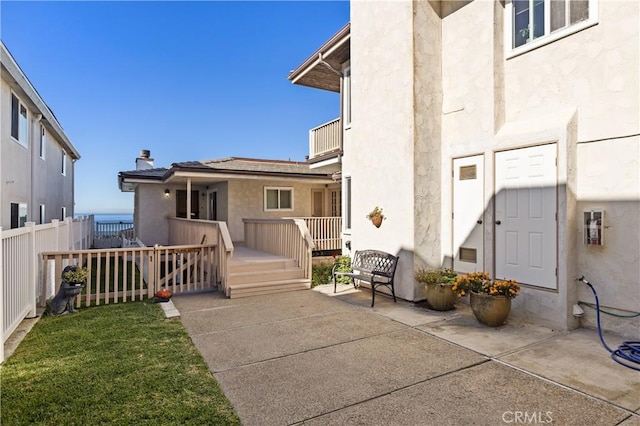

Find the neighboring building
[[1, 41, 80, 229], [118, 151, 340, 246], [290, 1, 639, 333]]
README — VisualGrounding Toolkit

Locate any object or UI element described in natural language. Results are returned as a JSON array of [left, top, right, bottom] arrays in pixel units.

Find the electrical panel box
[[584, 210, 604, 246]]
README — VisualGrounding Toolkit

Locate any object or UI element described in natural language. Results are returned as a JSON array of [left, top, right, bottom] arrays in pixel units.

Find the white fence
[[1, 216, 94, 363]]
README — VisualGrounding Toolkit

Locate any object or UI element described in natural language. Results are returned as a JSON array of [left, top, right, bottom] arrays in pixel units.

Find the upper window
[[343, 66, 351, 128], [39, 204, 46, 224], [11, 93, 28, 147], [61, 206, 67, 221], [264, 187, 293, 211], [507, 0, 597, 55], [40, 125, 46, 159], [61, 150, 67, 175]]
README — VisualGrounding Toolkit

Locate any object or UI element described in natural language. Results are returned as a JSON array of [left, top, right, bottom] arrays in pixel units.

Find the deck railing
[[41, 244, 216, 308], [168, 217, 234, 295], [309, 118, 341, 159], [1, 216, 94, 363], [243, 218, 315, 285], [296, 217, 342, 251], [94, 221, 134, 249]]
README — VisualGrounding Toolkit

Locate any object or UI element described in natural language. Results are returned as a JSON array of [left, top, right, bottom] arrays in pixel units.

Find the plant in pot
[[366, 206, 386, 228], [415, 268, 458, 311], [62, 266, 89, 285], [452, 272, 520, 327]]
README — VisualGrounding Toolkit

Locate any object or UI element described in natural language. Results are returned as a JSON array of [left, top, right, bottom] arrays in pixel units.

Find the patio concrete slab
[[619, 411, 640, 426], [315, 284, 465, 327], [500, 328, 640, 411], [417, 311, 562, 357], [213, 328, 486, 426], [301, 361, 631, 426], [192, 309, 405, 371], [174, 290, 350, 335]]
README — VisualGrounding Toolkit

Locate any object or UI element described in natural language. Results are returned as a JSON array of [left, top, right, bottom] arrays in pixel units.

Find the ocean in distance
[[75, 213, 133, 223]]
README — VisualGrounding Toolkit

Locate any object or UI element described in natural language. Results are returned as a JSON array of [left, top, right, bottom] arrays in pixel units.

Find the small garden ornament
[[48, 265, 88, 315]]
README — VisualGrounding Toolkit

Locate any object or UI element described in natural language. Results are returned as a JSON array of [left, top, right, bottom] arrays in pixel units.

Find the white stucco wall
[[349, 0, 420, 301], [348, 0, 638, 331]]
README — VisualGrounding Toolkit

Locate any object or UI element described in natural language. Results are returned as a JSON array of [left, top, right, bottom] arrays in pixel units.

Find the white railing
[[243, 218, 315, 285], [168, 217, 234, 295], [41, 244, 216, 308], [1, 216, 94, 363], [309, 118, 341, 159], [296, 217, 342, 251]]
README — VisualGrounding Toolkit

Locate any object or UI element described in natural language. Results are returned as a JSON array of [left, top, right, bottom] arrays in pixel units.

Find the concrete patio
[[171, 285, 640, 426]]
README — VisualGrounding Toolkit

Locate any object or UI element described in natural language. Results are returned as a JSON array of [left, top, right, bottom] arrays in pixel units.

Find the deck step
[[228, 268, 305, 285], [230, 259, 298, 273], [228, 278, 311, 298]]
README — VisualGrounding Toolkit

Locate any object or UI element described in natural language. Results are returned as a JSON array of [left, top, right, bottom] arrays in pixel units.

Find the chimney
[[136, 149, 154, 170]]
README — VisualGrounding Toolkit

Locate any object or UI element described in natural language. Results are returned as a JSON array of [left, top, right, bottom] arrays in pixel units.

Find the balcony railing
[[296, 217, 342, 251], [309, 118, 341, 160]]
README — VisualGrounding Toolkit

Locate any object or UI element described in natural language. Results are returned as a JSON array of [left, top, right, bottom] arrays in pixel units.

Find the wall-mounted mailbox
[[584, 210, 604, 246]]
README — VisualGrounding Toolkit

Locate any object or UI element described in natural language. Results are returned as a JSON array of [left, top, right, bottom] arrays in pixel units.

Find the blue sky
[[1, 1, 349, 214]]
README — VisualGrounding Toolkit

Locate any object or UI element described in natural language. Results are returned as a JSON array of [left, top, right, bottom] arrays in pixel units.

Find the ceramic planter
[[424, 282, 457, 311], [370, 215, 383, 228], [469, 291, 511, 327]]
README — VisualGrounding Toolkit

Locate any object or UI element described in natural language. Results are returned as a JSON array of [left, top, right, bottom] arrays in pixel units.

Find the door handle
[[476, 220, 483, 224], [495, 220, 501, 225]]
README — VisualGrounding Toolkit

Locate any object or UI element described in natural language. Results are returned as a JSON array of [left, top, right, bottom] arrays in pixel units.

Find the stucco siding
[[503, 1, 639, 143], [226, 179, 325, 242], [350, 0, 418, 301]]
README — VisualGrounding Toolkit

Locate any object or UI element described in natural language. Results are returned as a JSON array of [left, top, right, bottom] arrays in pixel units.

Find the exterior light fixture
[[164, 188, 170, 198]]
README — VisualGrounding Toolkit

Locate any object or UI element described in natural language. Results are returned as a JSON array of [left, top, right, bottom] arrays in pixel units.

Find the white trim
[[263, 187, 294, 212], [505, 0, 599, 59]]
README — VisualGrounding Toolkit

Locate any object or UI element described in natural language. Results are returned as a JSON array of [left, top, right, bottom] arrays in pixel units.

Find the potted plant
[[452, 272, 520, 327], [62, 265, 89, 285], [415, 268, 458, 311], [366, 206, 386, 228]]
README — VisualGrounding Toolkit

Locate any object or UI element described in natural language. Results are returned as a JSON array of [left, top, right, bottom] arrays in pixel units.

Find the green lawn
[[0, 302, 240, 425]]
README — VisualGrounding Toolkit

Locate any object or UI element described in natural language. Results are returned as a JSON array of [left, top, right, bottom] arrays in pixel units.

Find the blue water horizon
[[75, 213, 133, 223]]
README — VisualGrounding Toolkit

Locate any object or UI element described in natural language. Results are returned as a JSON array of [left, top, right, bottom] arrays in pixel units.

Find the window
[[61, 206, 67, 220], [507, 0, 597, 54], [264, 187, 293, 211], [40, 125, 46, 159], [10, 203, 28, 229], [331, 189, 341, 217], [39, 204, 46, 224], [11, 93, 28, 147], [343, 66, 351, 128], [344, 176, 352, 231], [61, 150, 67, 175]]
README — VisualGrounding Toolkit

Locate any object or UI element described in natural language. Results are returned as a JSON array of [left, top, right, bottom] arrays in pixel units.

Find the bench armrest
[[371, 270, 392, 279]]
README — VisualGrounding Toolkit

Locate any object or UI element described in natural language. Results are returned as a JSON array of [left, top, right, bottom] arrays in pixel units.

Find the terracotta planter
[[424, 282, 457, 311], [370, 215, 383, 228], [469, 291, 511, 327]]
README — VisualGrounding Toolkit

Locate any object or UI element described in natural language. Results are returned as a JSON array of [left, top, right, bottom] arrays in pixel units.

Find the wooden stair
[[228, 249, 310, 298]]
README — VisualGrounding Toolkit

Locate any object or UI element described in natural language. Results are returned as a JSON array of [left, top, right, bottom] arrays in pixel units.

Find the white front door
[[495, 144, 557, 289], [453, 155, 484, 273]]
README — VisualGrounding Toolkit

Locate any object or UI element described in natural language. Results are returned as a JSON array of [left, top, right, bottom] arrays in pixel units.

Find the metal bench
[[332, 249, 399, 307]]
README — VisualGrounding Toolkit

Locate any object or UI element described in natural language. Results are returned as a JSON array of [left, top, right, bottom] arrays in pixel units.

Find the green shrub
[[311, 255, 352, 288]]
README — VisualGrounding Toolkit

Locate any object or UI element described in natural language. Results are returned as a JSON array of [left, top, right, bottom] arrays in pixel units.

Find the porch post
[[186, 178, 192, 220]]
